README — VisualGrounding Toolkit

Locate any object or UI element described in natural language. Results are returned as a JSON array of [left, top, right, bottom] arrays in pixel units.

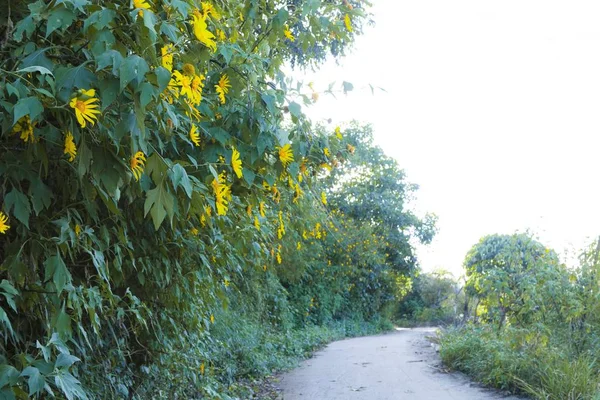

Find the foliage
[[0, 1, 436, 398], [397, 269, 462, 326], [440, 234, 600, 399]]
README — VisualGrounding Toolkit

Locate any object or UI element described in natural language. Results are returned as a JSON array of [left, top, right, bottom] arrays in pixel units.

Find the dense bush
[[0, 1, 434, 397], [439, 234, 600, 399]]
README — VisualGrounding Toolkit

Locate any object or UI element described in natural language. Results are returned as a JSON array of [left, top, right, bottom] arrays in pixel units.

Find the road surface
[[277, 327, 522, 400]]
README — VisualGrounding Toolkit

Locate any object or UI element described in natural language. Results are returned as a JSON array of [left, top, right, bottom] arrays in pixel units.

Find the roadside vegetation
[[437, 233, 600, 400], [0, 1, 437, 398]]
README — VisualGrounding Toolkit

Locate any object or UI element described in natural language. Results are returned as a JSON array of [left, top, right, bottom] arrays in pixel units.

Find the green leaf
[[170, 164, 192, 198], [0, 365, 19, 388], [242, 169, 256, 186], [96, 50, 123, 76], [56, 64, 96, 93], [29, 177, 53, 215], [288, 101, 302, 118], [16, 66, 53, 76], [342, 81, 354, 94], [54, 370, 88, 400], [55, 354, 80, 369], [20, 367, 44, 397], [120, 55, 149, 91], [100, 77, 120, 110], [154, 67, 171, 92], [84, 8, 117, 31], [13, 97, 44, 124], [56, 0, 90, 13], [4, 189, 31, 229], [46, 7, 75, 38], [160, 22, 179, 42], [21, 48, 54, 71], [55, 305, 72, 338], [139, 82, 155, 109], [144, 184, 175, 230], [44, 254, 71, 293]]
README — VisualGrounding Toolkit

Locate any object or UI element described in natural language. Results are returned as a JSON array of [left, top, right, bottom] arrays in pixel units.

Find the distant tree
[[464, 233, 562, 328]]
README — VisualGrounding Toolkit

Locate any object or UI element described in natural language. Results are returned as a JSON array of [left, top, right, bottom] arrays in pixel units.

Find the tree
[[464, 233, 562, 328]]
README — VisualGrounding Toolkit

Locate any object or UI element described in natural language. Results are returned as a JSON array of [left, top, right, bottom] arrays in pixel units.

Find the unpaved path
[[277, 327, 522, 400]]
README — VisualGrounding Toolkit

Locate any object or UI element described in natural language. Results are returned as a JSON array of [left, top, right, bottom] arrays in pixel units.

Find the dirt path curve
[[277, 327, 522, 400]]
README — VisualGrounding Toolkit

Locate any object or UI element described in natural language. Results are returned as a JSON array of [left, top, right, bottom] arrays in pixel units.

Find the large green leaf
[[144, 184, 175, 230], [4, 189, 31, 229], [120, 55, 149, 91], [20, 367, 44, 397]]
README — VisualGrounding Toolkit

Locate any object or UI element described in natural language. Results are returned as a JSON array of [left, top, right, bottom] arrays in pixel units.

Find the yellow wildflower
[[259, 201, 265, 217], [12, 115, 36, 143], [324, 147, 330, 157], [190, 124, 201, 146], [215, 74, 231, 104], [191, 12, 217, 52], [0, 212, 10, 234], [201, 2, 221, 19], [191, 227, 199, 235], [321, 192, 327, 205], [133, 0, 151, 17], [161, 44, 174, 71], [224, 279, 230, 287], [297, 242, 301, 250], [254, 216, 260, 230], [246, 204, 252, 216], [210, 314, 215, 323], [335, 126, 342, 139], [64, 131, 77, 162], [211, 173, 231, 215], [74, 224, 81, 236], [276, 252, 282, 264], [278, 144, 294, 166], [216, 29, 226, 41], [130, 151, 146, 181], [271, 186, 280, 203], [347, 144, 355, 154], [70, 90, 101, 128], [231, 147, 242, 178], [284, 26, 295, 41], [344, 14, 352, 32], [200, 362, 205, 375]]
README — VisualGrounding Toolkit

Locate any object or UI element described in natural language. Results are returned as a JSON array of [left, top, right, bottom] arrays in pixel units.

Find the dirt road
[[277, 328, 522, 400]]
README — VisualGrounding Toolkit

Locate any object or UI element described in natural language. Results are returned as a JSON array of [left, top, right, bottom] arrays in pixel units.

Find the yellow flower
[[224, 279, 230, 287], [278, 144, 294, 166], [133, 0, 151, 17], [284, 26, 295, 41], [161, 44, 174, 71], [210, 314, 215, 323], [0, 212, 10, 234], [231, 147, 242, 179], [74, 224, 81, 236], [297, 242, 301, 250], [259, 201, 265, 217], [271, 186, 280, 203], [211, 173, 231, 215], [344, 14, 353, 32], [335, 126, 342, 139], [191, 12, 217, 52], [200, 362, 205, 375], [215, 74, 231, 105], [191, 227, 199, 235], [216, 29, 226, 41], [321, 191, 327, 205], [130, 151, 146, 181], [320, 163, 332, 171], [293, 184, 303, 204], [201, 2, 221, 19], [347, 144, 355, 154], [190, 124, 201, 146], [64, 131, 77, 162], [324, 147, 330, 157], [12, 115, 36, 143], [254, 216, 260, 230], [69, 90, 101, 128]]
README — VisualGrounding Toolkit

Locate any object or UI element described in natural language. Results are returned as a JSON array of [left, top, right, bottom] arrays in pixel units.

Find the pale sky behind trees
[[299, 0, 600, 275]]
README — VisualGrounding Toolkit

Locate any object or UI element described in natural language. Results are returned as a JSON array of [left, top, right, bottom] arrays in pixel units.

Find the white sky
[[299, 0, 600, 275]]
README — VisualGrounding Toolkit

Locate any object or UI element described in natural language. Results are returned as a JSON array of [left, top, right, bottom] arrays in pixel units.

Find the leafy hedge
[[0, 1, 435, 398]]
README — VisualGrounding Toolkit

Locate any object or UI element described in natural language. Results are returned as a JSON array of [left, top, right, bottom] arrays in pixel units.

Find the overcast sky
[[299, 0, 600, 275]]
